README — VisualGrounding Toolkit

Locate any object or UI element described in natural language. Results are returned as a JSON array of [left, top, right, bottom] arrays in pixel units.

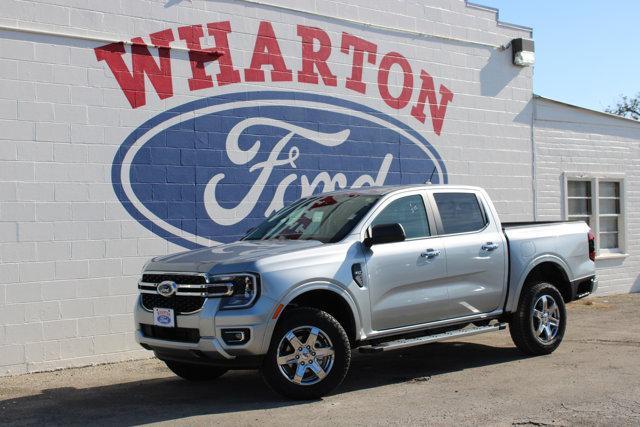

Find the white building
[[0, 0, 638, 375]]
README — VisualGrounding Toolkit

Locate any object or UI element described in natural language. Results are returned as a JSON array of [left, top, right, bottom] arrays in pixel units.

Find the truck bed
[[501, 220, 593, 312], [502, 220, 584, 229]]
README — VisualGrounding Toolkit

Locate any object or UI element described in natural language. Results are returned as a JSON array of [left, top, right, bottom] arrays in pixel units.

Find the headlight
[[209, 274, 260, 310]]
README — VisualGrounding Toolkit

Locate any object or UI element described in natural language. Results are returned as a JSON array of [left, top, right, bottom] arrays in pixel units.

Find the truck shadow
[[1, 342, 526, 425], [343, 341, 526, 391]]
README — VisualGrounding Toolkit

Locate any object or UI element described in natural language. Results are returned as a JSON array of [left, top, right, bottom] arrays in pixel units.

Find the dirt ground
[[1, 294, 639, 426]]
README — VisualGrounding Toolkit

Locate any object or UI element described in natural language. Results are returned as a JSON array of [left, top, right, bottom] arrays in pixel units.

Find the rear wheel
[[261, 307, 351, 400], [509, 282, 566, 355], [165, 361, 228, 381]]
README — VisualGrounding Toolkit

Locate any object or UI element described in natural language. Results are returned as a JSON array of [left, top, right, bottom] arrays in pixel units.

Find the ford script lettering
[[112, 92, 448, 248]]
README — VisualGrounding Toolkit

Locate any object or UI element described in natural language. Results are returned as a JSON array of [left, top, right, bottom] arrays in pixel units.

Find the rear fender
[[506, 254, 572, 312]]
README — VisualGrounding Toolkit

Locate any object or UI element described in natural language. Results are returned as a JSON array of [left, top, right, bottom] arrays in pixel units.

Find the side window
[[434, 193, 487, 234], [371, 195, 430, 239]]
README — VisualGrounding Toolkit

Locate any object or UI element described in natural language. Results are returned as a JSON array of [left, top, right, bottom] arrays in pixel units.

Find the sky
[[475, 1, 640, 112]]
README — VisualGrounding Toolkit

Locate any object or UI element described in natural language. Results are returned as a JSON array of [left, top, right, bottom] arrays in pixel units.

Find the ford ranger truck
[[134, 185, 597, 399]]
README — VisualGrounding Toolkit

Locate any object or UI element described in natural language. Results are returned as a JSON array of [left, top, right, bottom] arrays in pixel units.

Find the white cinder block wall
[[533, 97, 640, 295], [0, 0, 633, 376]]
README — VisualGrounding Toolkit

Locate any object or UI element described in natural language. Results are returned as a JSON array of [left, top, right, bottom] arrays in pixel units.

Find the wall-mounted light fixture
[[511, 38, 535, 67]]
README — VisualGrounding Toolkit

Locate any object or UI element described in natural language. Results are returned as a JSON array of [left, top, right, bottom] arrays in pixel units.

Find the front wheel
[[261, 307, 351, 400], [509, 282, 567, 355]]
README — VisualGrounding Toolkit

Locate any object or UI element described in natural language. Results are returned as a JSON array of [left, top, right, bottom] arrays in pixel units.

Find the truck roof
[[322, 184, 480, 197]]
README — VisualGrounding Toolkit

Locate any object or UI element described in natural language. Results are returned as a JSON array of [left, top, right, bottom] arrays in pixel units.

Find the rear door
[[428, 190, 506, 318], [364, 191, 449, 331]]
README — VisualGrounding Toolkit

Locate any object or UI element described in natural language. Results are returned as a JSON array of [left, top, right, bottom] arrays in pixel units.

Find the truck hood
[[144, 239, 325, 273]]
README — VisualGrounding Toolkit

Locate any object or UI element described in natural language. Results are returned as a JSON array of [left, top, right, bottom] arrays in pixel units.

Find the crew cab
[[134, 185, 597, 399]]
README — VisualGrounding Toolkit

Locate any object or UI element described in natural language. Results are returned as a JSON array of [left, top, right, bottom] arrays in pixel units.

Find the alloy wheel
[[531, 294, 561, 344], [276, 325, 335, 386]]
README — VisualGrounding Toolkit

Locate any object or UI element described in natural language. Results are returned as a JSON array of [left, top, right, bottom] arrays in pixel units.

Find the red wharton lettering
[[94, 20, 454, 135]]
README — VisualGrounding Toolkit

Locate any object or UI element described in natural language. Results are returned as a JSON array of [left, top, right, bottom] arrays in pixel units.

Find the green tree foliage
[[606, 94, 640, 120]]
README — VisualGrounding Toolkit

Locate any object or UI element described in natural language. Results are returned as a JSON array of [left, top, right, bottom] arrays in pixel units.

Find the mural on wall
[[95, 20, 454, 248]]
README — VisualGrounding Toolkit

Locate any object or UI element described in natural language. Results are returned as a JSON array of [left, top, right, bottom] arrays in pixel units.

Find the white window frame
[[563, 173, 627, 259]]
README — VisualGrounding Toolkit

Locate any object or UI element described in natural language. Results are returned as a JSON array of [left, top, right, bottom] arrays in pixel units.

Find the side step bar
[[359, 323, 508, 353]]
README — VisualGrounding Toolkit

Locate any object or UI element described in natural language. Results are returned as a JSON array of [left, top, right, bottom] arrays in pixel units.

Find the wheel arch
[[260, 282, 362, 353], [507, 256, 573, 312]]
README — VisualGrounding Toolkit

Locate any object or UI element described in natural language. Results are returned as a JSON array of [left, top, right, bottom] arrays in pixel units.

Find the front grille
[[141, 273, 207, 285], [141, 324, 200, 343], [141, 293, 205, 314], [140, 273, 207, 314]]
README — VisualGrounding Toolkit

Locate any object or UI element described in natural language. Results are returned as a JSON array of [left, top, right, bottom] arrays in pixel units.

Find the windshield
[[244, 194, 381, 243]]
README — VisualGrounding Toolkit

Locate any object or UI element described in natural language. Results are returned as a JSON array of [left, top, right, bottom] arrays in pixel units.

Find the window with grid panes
[[567, 181, 592, 226], [598, 181, 621, 250], [567, 179, 623, 254]]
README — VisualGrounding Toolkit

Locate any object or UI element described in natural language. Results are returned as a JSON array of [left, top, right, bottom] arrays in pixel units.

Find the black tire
[[261, 307, 351, 400], [509, 281, 567, 355], [165, 361, 228, 381]]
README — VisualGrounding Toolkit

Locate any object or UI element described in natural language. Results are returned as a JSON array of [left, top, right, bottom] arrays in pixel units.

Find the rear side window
[[371, 195, 430, 239], [433, 193, 487, 234]]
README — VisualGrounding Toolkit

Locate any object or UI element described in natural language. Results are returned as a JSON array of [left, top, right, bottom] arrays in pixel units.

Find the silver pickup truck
[[134, 185, 597, 399]]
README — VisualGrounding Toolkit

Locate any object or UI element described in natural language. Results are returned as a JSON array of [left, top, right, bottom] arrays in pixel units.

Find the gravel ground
[[1, 294, 639, 426]]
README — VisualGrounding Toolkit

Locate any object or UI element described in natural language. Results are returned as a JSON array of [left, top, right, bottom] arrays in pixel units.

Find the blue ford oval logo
[[157, 315, 171, 325], [157, 281, 177, 298], [112, 91, 448, 249]]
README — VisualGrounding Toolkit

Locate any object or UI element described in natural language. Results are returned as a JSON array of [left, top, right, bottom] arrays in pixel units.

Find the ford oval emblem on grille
[[157, 281, 177, 298]]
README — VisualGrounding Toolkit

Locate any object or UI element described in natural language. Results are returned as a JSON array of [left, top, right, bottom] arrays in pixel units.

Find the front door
[[364, 192, 449, 331]]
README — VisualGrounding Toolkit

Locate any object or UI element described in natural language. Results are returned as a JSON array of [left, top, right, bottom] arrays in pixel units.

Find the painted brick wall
[[0, 0, 536, 375], [533, 97, 640, 295]]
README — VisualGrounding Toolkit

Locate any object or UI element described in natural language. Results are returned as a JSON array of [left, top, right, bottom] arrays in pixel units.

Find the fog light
[[221, 328, 250, 345]]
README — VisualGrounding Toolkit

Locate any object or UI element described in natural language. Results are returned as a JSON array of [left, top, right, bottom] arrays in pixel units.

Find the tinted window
[[371, 195, 430, 239], [434, 193, 487, 234]]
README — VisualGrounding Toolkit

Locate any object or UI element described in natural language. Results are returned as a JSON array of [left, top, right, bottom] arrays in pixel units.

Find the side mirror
[[364, 223, 406, 247]]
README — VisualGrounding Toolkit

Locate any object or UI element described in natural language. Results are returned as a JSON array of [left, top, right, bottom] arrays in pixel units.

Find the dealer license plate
[[153, 307, 175, 328]]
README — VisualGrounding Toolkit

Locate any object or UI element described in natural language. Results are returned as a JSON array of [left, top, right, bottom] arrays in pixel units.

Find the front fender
[[506, 254, 572, 313], [258, 280, 363, 354]]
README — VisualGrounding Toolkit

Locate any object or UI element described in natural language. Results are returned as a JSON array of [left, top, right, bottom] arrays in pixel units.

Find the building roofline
[[534, 94, 640, 126], [465, 1, 534, 35], [230, 1, 533, 49]]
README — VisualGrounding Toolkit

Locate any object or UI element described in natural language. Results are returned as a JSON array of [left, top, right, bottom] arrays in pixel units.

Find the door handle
[[481, 242, 500, 251], [421, 249, 441, 258]]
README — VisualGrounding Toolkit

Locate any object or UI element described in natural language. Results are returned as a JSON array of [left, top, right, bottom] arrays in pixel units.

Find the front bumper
[[134, 293, 277, 368]]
